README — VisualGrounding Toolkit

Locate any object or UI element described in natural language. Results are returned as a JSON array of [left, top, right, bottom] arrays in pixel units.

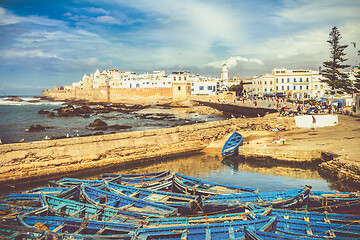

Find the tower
[[221, 63, 229, 81]]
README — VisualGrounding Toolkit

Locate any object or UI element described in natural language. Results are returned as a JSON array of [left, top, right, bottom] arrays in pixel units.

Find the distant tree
[[321, 27, 351, 93], [229, 80, 244, 96], [354, 50, 360, 91]]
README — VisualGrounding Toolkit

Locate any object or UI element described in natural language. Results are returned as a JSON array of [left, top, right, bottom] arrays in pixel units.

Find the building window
[[315, 85, 318, 89], [282, 78, 284, 83], [282, 86, 284, 90], [300, 86, 302, 90], [265, 81, 267, 85], [276, 86, 278, 90], [287, 86, 290, 90], [270, 81, 272, 84], [306, 86, 309, 90], [293, 86, 296, 90], [294, 78, 296, 82], [264, 88, 267, 92], [270, 88, 273, 92], [174, 77, 176, 81], [199, 86, 204, 90], [184, 76, 187, 81], [300, 78, 303, 82], [276, 79, 278, 83], [208, 86, 212, 90], [306, 78, 309, 82], [178, 86, 181, 91], [287, 78, 289, 82]]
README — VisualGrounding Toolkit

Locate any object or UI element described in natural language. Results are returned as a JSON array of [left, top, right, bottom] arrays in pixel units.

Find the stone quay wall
[[43, 87, 173, 103], [0, 118, 238, 190]]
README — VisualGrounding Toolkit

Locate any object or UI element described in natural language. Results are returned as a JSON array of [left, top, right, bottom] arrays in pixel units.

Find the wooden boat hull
[[80, 184, 177, 217], [201, 188, 310, 213], [106, 181, 199, 214], [221, 131, 243, 157], [275, 217, 360, 238], [134, 215, 276, 240], [173, 172, 257, 196], [251, 204, 360, 225], [309, 191, 360, 214], [40, 193, 148, 221], [18, 214, 137, 239]]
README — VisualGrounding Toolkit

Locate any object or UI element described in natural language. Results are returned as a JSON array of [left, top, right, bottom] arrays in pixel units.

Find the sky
[[0, 0, 360, 95]]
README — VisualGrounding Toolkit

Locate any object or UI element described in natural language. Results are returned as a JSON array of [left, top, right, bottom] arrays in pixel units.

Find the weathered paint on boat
[[221, 131, 243, 157], [105, 181, 199, 214]]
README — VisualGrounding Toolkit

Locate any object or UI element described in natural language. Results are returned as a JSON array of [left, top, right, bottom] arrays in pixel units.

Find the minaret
[[221, 63, 229, 81]]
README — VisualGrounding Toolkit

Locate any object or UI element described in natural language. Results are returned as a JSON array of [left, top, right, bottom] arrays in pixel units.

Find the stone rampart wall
[[42, 87, 172, 103]]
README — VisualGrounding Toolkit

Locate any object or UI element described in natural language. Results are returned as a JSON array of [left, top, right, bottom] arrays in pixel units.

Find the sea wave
[[0, 97, 64, 106]]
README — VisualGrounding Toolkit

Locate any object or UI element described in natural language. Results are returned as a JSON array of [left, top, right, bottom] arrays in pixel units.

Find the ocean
[[0, 96, 225, 144]]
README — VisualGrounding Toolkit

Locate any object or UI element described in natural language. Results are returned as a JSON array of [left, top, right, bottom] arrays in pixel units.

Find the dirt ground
[[205, 113, 360, 166]]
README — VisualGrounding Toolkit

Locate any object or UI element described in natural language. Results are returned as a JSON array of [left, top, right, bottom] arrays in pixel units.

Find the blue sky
[[0, 0, 359, 95]]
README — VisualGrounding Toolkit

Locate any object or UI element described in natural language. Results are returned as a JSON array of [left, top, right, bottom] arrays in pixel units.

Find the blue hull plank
[[276, 217, 360, 238], [250, 204, 360, 225], [221, 131, 243, 157], [173, 172, 257, 196], [201, 188, 310, 213], [309, 191, 360, 214], [40, 193, 149, 221], [134, 215, 276, 240], [145, 208, 271, 226], [106, 181, 199, 214], [18, 214, 137, 239], [244, 227, 327, 240], [80, 184, 178, 217]]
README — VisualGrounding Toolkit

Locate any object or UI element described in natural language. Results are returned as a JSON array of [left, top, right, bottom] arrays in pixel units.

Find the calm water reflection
[[9, 150, 356, 194], [100, 151, 337, 193]]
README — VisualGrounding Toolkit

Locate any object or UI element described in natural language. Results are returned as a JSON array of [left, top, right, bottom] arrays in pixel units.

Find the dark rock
[[89, 118, 108, 130], [93, 131, 104, 135], [4, 96, 23, 102], [47, 112, 56, 118], [56, 105, 76, 117], [27, 125, 46, 132], [38, 110, 50, 114]]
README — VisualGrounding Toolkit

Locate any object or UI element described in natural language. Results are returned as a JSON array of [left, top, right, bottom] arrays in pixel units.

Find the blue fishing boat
[[250, 204, 360, 225], [221, 131, 243, 157], [309, 191, 360, 214], [49, 171, 174, 190], [173, 172, 258, 196], [80, 184, 178, 217], [105, 181, 199, 214], [275, 216, 360, 238], [17, 214, 137, 239], [40, 193, 149, 221], [133, 215, 276, 240], [145, 208, 271, 226], [244, 227, 327, 240], [201, 187, 310, 213]]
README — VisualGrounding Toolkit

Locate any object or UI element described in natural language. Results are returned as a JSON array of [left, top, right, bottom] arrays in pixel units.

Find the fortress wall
[[42, 87, 172, 103], [110, 87, 172, 102]]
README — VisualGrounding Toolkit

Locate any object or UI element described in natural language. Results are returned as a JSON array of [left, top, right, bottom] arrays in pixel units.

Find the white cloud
[[91, 16, 122, 25], [0, 7, 63, 26], [1, 49, 59, 59], [204, 56, 263, 68]]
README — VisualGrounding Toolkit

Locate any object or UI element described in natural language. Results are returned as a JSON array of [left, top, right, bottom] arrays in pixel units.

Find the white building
[[250, 68, 329, 99]]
